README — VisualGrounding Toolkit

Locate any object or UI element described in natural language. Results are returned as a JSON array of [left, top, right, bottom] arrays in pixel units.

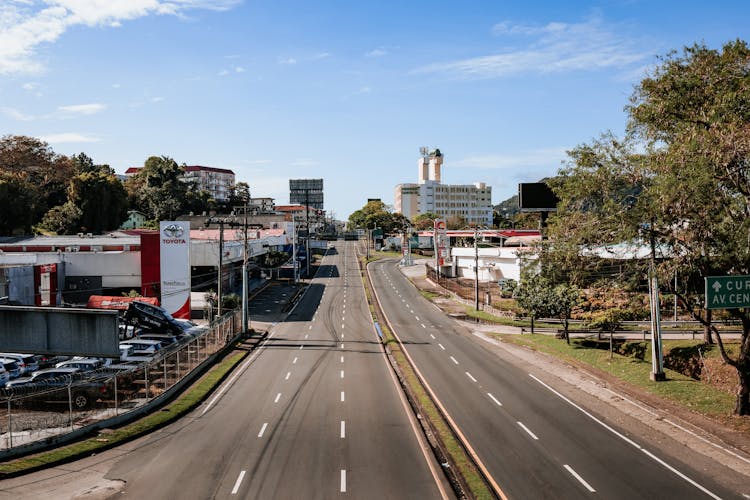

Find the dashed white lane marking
[[430, 334, 436, 339], [285, 372, 291, 380], [340, 370, 345, 379], [517, 421, 539, 440], [530, 373, 722, 500], [340, 420, 346, 438], [274, 393, 281, 403], [421, 323, 426, 329], [258, 423, 268, 438], [342, 324, 345, 329], [487, 393, 502, 407], [309, 325, 313, 330], [450, 356, 459, 365], [438, 343, 445, 350], [564, 465, 595, 492], [340, 470, 347, 493], [340, 355, 344, 363], [299, 345, 304, 350], [231, 470, 246, 495], [304, 334, 309, 339], [415, 316, 420, 321], [341, 343, 344, 349], [466, 372, 477, 383], [341, 391, 345, 402]]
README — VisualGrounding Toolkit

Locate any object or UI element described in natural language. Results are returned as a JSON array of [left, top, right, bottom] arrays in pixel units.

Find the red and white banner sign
[[160, 221, 191, 319]]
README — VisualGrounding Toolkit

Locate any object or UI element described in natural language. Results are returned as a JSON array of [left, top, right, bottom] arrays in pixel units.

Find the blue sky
[[2, 1, 749, 220]]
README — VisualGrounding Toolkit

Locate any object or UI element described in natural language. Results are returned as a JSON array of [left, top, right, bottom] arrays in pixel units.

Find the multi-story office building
[[395, 148, 493, 226]]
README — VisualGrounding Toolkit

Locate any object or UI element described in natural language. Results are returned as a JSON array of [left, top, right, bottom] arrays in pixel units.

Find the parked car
[[0, 365, 8, 387], [4, 367, 109, 409], [0, 358, 21, 379], [137, 333, 179, 347], [55, 358, 104, 372], [0, 353, 39, 375], [119, 339, 163, 363]]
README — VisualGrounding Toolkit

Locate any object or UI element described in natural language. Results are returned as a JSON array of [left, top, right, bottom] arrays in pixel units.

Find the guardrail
[[0, 310, 241, 457]]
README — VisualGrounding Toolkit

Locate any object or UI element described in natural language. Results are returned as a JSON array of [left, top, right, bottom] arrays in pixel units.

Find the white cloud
[[0, 1, 241, 75], [278, 57, 297, 65], [355, 86, 372, 95], [40, 132, 100, 143], [112, 83, 121, 88], [21, 81, 38, 90], [365, 48, 386, 58], [150, 96, 164, 102], [234, 66, 245, 73], [414, 17, 649, 79], [58, 102, 106, 115], [452, 147, 569, 170], [311, 52, 330, 60], [2, 106, 35, 121], [218, 69, 229, 76]]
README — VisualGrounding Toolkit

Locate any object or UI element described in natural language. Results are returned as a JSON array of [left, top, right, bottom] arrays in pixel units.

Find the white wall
[[450, 247, 524, 282]]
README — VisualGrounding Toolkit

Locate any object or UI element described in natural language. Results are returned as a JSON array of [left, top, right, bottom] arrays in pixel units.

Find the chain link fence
[[0, 310, 241, 452]]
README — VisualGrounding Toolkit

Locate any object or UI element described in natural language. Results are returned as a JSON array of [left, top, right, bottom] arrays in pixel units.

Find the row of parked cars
[[0, 317, 208, 409]]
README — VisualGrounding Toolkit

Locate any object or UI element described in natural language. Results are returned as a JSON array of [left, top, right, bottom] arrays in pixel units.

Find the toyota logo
[[163, 224, 184, 238]]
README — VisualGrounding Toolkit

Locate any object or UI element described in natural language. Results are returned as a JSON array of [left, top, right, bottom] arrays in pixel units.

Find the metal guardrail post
[[164, 360, 168, 391], [68, 383, 74, 431], [114, 373, 118, 414], [7, 399, 11, 449], [176, 351, 180, 380], [145, 365, 150, 401]]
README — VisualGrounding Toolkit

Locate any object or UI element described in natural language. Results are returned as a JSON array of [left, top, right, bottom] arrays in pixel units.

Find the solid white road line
[[564, 465, 595, 492], [340, 469, 346, 493], [450, 356, 459, 365], [517, 421, 539, 440], [341, 391, 345, 402], [258, 423, 268, 438], [274, 393, 281, 403], [231, 470, 246, 495], [285, 371, 291, 380], [438, 343, 445, 350], [340, 420, 346, 438], [530, 373, 722, 500], [465, 371, 477, 383], [487, 393, 503, 407]]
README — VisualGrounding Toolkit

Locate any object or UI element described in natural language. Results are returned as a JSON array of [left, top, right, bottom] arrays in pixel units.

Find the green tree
[[38, 201, 82, 234], [347, 200, 409, 233], [412, 212, 440, 230], [0, 135, 73, 232], [0, 173, 35, 234], [126, 156, 189, 222], [514, 274, 556, 334], [548, 40, 750, 415], [68, 170, 129, 233]]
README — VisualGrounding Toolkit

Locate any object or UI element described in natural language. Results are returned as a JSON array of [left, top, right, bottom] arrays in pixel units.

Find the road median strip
[[359, 255, 495, 500]]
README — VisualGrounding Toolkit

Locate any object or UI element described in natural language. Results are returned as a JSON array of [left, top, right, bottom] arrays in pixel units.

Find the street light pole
[[242, 200, 249, 334]]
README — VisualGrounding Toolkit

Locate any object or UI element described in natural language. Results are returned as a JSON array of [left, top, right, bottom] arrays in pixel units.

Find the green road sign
[[705, 275, 750, 309]]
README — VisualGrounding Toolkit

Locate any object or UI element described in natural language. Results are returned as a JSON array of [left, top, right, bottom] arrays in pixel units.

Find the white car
[[0, 353, 39, 375]]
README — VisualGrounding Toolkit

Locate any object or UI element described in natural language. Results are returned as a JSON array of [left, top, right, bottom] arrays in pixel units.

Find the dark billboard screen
[[518, 182, 559, 211]]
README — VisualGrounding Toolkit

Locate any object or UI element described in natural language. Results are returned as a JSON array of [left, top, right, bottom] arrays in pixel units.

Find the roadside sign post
[[705, 275, 750, 309]]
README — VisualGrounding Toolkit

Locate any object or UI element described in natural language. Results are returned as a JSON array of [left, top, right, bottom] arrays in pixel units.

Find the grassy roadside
[[0, 347, 249, 476], [361, 254, 494, 499], [497, 333, 745, 421]]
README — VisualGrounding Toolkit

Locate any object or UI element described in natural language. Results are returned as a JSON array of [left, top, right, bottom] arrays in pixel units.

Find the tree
[[412, 212, 440, 230], [0, 135, 73, 231], [548, 40, 750, 415], [67, 170, 128, 233], [38, 201, 82, 234], [126, 156, 189, 222], [347, 200, 409, 233], [0, 173, 35, 234], [514, 275, 556, 334]]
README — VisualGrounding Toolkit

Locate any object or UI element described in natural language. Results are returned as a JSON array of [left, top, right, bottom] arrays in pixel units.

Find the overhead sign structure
[[705, 275, 750, 309], [160, 221, 191, 319]]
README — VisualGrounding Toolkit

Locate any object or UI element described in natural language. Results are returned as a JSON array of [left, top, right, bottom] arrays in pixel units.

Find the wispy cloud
[[58, 102, 106, 115], [311, 52, 330, 60], [414, 17, 649, 79], [278, 57, 297, 65], [355, 86, 372, 95], [0, 1, 241, 75], [2, 106, 35, 121], [150, 96, 164, 103], [40, 132, 100, 144], [21, 81, 38, 91], [365, 48, 387, 58], [453, 147, 569, 170]]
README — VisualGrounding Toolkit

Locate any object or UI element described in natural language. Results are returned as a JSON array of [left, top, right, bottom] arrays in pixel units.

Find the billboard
[[518, 182, 560, 211], [160, 221, 191, 319], [290, 178, 324, 209]]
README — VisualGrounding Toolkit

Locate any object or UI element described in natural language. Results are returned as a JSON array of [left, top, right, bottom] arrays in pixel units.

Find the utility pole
[[291, 215, 298, 284], [648, 219, 666, 381], [242, 200, 249, 333]]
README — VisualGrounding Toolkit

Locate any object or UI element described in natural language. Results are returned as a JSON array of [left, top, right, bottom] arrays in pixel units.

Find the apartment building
[[181, 166, 235, 202]]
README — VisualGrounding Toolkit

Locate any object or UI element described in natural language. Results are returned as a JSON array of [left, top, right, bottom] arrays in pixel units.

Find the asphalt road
[[0, 242, 447, 499], [369, 257, 741, 500]]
